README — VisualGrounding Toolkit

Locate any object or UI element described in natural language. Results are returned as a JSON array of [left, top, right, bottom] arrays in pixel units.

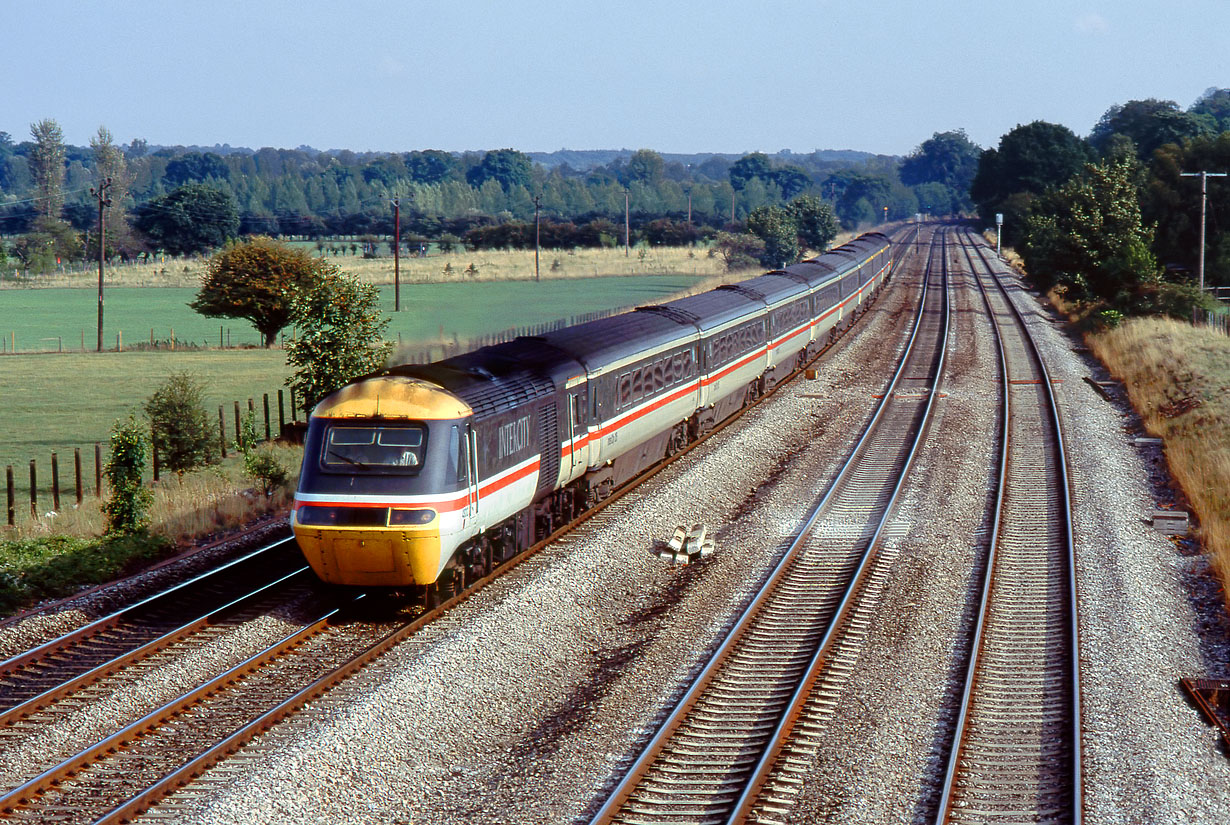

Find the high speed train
[[291, 232, 893, 594]]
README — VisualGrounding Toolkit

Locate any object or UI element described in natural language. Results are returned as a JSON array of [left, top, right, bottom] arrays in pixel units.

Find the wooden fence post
[[6, 465, 13, 526], [74, 448, 83, 506], [218, 406, 228, 458], [51, 452, 60, 512], [263, 393, 271, 441], [290, 388, 297, 422], [29, 459, 37, 517], [278, 390, 286, 437], [95, 443, 102, 497], [234, 401, 242, 447]]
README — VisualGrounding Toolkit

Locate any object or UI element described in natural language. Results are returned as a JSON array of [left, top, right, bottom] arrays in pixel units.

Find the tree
[[1090, 99, 1212, 159], [1190, 87, 1230, 133], [285, 273, 392, 411], [747, 205, 799, 268], [772, 166, 811, 200], [627, 149, 665, 183], [164, 151, 231, 185], [90, 126, 139, 258], [466, 149, 533, 190], [788, 194, 837, 252], [135, 183, 240, 255], [713, 231, 765, 272], [900, 129, 981, 211], [28, 119, 66, 220], [1021, 157, 1159, 304], [145, 372, 214, 476], [191, 236, 330, 347], [729, 153, 773, 191], [102, 415, 153, 535], [971, 121, 1091, 242], [405, 149, 458, 184]]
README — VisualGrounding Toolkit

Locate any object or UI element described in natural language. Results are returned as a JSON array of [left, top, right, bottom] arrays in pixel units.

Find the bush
[[102, 415, 153, 535], [237, 411, 288, 496], [144, 372, 214, 476]]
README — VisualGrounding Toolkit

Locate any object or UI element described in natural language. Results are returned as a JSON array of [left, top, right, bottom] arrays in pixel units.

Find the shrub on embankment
[[1087, 317, 1230, 596]]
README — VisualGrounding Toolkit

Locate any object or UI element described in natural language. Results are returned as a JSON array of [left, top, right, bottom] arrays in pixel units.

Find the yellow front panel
[[293, 526, 443, 587]]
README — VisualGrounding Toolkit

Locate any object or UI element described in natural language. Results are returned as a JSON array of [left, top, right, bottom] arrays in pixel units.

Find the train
[[290, 231, 894, 595]]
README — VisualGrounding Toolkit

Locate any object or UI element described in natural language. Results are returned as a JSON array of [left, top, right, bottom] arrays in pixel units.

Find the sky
[[4, 0, 1228, 157]]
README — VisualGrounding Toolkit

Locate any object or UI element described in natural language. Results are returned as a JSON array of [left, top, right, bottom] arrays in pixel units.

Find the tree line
[[0, 123, 982, 274], [970, 87, 1230, 320]]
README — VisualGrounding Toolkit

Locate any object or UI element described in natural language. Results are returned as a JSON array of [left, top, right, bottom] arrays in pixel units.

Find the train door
[[567, 386, 587, 475], [466, 424, 481, 525]]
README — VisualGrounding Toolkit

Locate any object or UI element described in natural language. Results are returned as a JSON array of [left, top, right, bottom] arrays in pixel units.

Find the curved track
[[933, 229, 1082, 824], [0, 233, 918, 825], [589, 225, 950, 825]]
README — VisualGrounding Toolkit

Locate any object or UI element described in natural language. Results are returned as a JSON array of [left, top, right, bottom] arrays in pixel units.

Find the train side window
[[618, 373, 632, 409], [450, 425, 468, 485], [631, 368, 643, 401]]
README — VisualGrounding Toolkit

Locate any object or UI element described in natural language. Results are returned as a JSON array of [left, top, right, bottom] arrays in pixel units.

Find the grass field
[[0, 274, 712, 353], [4, 245, 728, 291], [0, 273, 718, 507]]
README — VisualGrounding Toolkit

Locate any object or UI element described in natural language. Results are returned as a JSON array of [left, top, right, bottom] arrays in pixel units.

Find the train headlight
[[389, 508, 437, 526], [296, 505, 389, 527]]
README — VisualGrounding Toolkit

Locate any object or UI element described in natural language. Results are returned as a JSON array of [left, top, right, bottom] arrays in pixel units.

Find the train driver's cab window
[[322, 425, 426, 472]]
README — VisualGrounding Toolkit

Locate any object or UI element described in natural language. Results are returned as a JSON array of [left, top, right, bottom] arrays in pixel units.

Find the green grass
[[1, 349, 293, 505], [0, 275, 709, 505], [0, 532, 170, 614], [0, 275, 706, 353]]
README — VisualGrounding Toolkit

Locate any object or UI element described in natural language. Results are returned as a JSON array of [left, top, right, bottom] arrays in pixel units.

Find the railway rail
[[0, 231, 918, 824], [932, 229, 1082, 823], [588, 225, 951, 825]]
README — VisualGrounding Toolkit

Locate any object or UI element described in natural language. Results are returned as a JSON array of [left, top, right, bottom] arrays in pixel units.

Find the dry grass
[[3, 444, 303, 545], [1087, 317, 1230, 597], [7, 246, 727, 290]]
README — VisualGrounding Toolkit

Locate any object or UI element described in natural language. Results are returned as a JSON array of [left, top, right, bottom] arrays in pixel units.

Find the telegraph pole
[[391, 197, 401, 312], [91, 177, 112, 353], [533, 195, 541, 281], [1180, 170, 1227, 293]]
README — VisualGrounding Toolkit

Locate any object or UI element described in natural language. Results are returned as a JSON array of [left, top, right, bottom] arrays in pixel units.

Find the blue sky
[[4, 0, 1227, 156]]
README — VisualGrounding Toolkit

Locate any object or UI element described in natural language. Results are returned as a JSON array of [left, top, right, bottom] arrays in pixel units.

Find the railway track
[[0, 233, 919, 824], [588, 225, 951, 825], [932, 229, 1082, 823]]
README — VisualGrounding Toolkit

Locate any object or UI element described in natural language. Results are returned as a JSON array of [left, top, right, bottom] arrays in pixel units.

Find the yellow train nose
[[293, 525, 443, 586]]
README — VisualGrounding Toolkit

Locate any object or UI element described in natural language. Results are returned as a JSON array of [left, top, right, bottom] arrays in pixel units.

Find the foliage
[[1021, 157, 1159, 304], [284, 272, 392, 411], [627, 149, 665, 183], [900, 130, 981, 212], [102, 414, 153, 534], [1089, 98, 1213, 160], [1190, 87, 1230, 133], [28, 119, 66, 220], [89, 126, 140, 259], [144, 372, 215, 476], [788, 195, 837, 252], [714, 232, 765, 272], [971, 121, 1092, 244], [746, 205, 800, 267], [0, 532, 169, 615], [191, 236, 331, 346], [466, 148, 533, 190], [1145, 132, 1230, 286], [9, 216, 80, 272], [237, 410, 288, 496], [134, 182, 240, 255]]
